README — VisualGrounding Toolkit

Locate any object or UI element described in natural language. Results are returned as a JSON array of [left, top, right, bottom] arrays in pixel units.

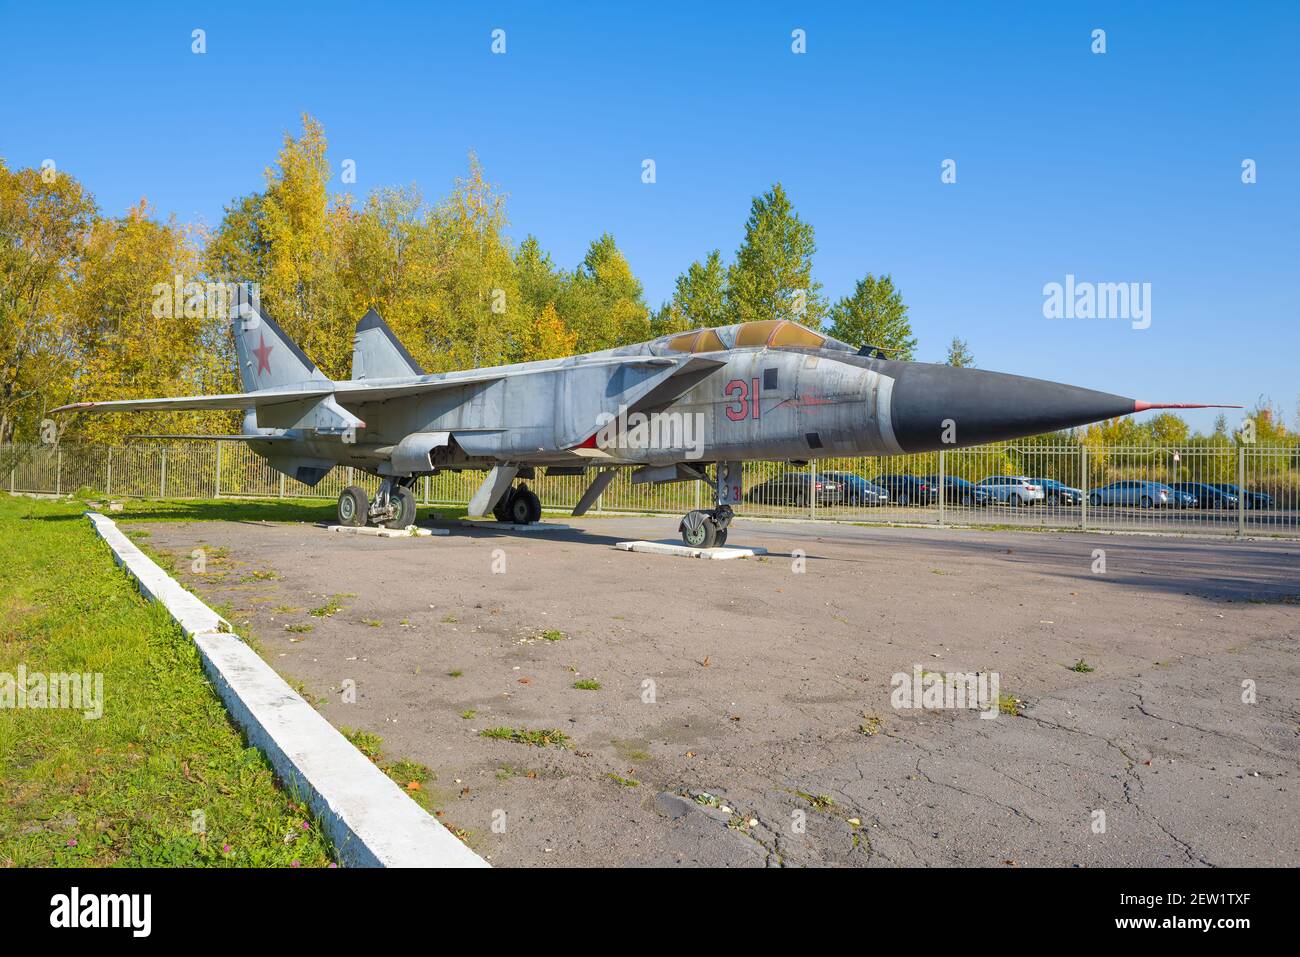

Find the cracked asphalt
[[134, 512, 1299, 867]]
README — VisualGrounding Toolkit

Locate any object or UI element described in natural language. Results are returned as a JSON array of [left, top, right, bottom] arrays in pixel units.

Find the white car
[[976, 475, 1045, 506]]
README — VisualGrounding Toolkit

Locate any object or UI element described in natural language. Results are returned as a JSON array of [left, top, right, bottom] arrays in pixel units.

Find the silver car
[[1089, 480, 1174, 508], [976, 475, 1045, 506]]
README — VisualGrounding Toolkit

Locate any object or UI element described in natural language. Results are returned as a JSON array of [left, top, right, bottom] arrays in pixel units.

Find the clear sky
[[2, 1, 1296, 433]]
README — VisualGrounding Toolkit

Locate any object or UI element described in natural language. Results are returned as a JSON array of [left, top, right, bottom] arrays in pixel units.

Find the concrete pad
[[325, 524, 448, 537], [615, 539, 768, 560], [459, 519, 572, 532], [127, 513, 1300, 869], [85, 511, 486, 869]]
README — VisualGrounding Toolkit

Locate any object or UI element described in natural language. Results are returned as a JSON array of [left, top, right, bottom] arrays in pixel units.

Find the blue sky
[[2, 1, 1297, 433]]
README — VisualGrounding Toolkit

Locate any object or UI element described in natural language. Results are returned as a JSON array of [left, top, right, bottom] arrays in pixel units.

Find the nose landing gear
[[678, 461, 741, 548]]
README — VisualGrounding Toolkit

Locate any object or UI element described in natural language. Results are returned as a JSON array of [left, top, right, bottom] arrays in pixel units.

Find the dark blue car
[[1208, 483, 1274, 510], [921, 475, 990, 506], [1168, 482, 1238, 509]]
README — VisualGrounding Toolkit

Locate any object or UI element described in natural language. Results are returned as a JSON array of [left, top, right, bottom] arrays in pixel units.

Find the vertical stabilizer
[[231, 286, 329, 391], [351, 308, 426, 380]]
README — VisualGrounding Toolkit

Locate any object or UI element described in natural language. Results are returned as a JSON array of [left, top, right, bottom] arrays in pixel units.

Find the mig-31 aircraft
[[57, 287, 1232, 546]]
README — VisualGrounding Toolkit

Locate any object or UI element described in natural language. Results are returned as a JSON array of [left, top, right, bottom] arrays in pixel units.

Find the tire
[[682, 516, 718, 548], [1141, 496, 1153, 509], [1090, 493, 1101, 507], [715, 528, 728, 547], [961, 493, 972, 507], [492, 491, 512, 523], [384, 486, 417, 529], [338, 485, 368, 527], [520, 487, 542, 524], [506, 485, 542, 524]]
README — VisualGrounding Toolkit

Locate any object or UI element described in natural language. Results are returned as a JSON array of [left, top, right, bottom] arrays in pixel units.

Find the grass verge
[[0, 494, 334, 866]]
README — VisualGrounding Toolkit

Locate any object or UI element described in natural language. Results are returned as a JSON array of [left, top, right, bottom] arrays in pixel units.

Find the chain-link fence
[[5, 440, 1298, 538]]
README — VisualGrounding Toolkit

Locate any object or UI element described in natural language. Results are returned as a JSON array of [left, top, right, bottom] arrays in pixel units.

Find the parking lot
[[131, 512, 1299, 867]]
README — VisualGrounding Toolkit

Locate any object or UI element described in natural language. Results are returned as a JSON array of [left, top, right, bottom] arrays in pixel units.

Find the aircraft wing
[[54, 388, 332, 413], [328, 356, 684, 405]]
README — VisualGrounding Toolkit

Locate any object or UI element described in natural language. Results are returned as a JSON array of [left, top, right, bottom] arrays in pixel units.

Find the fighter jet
[[56, 287, 1234, 546]]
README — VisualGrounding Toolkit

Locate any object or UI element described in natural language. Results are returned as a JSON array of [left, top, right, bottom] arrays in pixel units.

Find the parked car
[[746, 472, 844, 507], [920, 475, 990, 506], [820, 471, 889, 506], [975, 475, 1045, 506], [1208, 483, 1274, 510], [1027, 477, 1083, 506], [1168, 482, 1238, 509], [1088, 480, 1175, 508], [872, 474, 938, 505]]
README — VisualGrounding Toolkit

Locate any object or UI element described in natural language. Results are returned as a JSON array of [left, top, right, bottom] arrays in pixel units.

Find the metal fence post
[[809, 460, 817, 521], [937, 449, 946, 526], [1237, 445, 1246, 538], [214, 442, 222, 498], [160, 449, 167, 499], [279, 473, 285, 498], [1080, 444, 1088, 530], [56, 448, 62, 495], [106, 448, 113, 496]]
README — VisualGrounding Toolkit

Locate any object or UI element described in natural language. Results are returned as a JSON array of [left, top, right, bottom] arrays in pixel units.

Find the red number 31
[[725, 378, 761, 421]]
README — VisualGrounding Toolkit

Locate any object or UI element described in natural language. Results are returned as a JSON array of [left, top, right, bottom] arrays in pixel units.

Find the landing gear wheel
[[682, 516, 719, 549], [492, 492, 512, 523], [384, 486, 417, 529], [338, 486, 368, 527], [501, 485, 541, 525], [714, 527, 728, 547]]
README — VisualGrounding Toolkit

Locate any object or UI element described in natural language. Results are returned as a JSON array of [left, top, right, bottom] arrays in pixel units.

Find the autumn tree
[[0, 160, 96, 446], [560, 234, 650, 351]]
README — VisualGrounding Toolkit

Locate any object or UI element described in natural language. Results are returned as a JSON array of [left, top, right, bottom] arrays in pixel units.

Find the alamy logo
[[0, 665, 103, 720], [50, 887, 151, 937], [890, 665, 1000, 719], [1042, 274, 1151, 330], [594, 405, 705, 460]]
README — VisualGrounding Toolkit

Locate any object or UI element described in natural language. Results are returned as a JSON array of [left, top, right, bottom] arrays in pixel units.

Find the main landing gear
[[337, 477, 418, 529], [678, 461, 741, 548], [493, 482, 542, 525]]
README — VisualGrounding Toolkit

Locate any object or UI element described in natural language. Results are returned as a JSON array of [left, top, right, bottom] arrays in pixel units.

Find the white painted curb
[[86, 512, 487, 869], [324, 524, 449, 537], [615, 540, 768, 560], [459, 520, 572, 532]]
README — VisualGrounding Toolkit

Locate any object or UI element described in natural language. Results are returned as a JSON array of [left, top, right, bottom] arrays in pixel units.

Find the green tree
[[560, 233, 650, 351], [946, 336, 974, 367], [826, 274, 917, 360], [725, 183, 824, 327]]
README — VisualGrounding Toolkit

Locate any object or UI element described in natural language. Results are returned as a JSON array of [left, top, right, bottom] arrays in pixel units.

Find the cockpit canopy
[[656, 320, 862, 355]]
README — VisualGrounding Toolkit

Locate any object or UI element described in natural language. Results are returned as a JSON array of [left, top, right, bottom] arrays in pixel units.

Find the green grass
[[478, 727, 571, 748], [1069, 658, 1095, 673], [572, 678, 601, 691], [0, 495, 334, 866], [309, 595, 348, 618], [540, 630, 566, 642], [606, 773, 639, 788], [105, 496, 468, 526]]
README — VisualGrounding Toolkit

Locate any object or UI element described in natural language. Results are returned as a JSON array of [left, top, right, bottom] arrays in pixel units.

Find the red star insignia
[[253, 333, 273, 376]]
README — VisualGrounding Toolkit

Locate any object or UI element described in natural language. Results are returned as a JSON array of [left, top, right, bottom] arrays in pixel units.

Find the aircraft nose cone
[[885, 363, 1135, 453]]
